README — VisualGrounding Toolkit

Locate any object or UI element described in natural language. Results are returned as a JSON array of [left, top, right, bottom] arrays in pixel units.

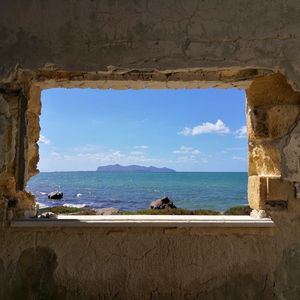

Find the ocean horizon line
[[38, 170, 248, 173]]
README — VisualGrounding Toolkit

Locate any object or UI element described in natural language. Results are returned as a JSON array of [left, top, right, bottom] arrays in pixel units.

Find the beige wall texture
[[1, 0, 300, 299]]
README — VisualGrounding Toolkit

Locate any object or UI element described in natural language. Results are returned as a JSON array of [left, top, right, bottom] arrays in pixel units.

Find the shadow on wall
[[11, 246, 65, 300]]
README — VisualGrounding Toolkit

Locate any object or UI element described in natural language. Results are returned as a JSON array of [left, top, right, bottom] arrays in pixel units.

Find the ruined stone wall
[[0, 86, 36, 221], [247, 73, 300, 213], [1, 0, 300, 299]]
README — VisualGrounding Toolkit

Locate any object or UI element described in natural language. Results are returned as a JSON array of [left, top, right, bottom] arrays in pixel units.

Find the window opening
[[26, 88, 248, 216]]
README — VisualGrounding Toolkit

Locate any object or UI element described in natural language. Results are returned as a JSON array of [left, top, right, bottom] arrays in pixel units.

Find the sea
[[26, 172, 248, 212]]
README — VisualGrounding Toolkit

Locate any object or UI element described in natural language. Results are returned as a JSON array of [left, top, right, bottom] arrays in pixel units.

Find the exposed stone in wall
[[248, 142, 281, 177], [3, 69, 300, 215], [247, 105, 300, 141], [0, 94, 17, 196], [247, 74, 300, 107], [25, 86, 41, 182], [0, 89, 36, 219], [2, 68, 300, 218], [19, 67, 271, 90], [248, 176, 267, 210], [0, 95, 10, 173], [247, 73, 300, 210], [248, 176, 294, 210], [0, 67, 271, 219]]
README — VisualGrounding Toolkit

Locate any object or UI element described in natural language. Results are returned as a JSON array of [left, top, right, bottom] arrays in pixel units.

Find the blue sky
[[38, 88, 247, 172]]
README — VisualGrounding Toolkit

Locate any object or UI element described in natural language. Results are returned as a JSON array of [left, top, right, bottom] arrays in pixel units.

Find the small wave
[[40, 192, 47, 195], [63, 203, 86, 208], [76, 193, 82, 197]]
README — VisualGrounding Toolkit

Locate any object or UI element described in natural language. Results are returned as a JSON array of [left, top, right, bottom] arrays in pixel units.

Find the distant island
[[96, 164, 176, 173]]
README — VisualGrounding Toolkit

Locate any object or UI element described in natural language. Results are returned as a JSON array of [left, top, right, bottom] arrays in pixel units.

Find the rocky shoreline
[[37, 204, 251, 218], [36, 196, 251, 218]]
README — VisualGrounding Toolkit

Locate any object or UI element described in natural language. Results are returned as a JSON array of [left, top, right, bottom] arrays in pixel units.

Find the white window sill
[[11, 215, 274, 228]]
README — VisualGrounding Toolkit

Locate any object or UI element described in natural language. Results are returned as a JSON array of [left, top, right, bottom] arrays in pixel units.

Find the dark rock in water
[[94, 207, 119, 215], [48, 191, 63, 200], [149, 196, 176, 209]]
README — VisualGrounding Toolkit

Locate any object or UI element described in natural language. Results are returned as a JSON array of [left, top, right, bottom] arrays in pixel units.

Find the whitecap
[[76, 193, 82, 197], [63, 203, 86, 208], [40, 192, 47, 195]]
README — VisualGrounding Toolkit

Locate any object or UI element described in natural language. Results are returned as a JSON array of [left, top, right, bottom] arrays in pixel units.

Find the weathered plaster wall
[[0, 214, 300, 300], [1, 0, 300, 299], [1, 0, 300, 90]]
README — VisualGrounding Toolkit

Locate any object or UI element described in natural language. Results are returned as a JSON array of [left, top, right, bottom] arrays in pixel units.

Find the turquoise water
[[26, 172, 248, 211]]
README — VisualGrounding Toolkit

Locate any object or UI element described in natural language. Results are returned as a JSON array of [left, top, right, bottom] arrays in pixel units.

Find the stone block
[[267, 106, 299, 139], [248, 142, 281, 176], [248, 176, 292, 210], [247, 105, 299, 141], [28, 86, 41, 115], [247, 106, 268, 140], [248, 176, 267, 210], [247, 73, 300, 107]]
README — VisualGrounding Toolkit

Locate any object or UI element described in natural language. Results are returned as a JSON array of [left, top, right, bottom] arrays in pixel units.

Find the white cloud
[[232, 156, 247, 161], [235, 126, 247, 139], [178, 120, 230, 136], [173, 146, 201, 155], [134, 145, 149, 149], [178, 127, 192, 136], [39, 134, 50, 145]]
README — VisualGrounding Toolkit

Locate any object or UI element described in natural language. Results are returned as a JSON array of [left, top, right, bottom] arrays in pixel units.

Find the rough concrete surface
[[2, 0, 300, 299], [1, 0, 300, 90], [0, 215, 299, 300]]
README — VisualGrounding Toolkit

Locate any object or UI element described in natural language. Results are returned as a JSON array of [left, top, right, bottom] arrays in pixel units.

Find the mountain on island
[[96, 164, 176, 173]]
